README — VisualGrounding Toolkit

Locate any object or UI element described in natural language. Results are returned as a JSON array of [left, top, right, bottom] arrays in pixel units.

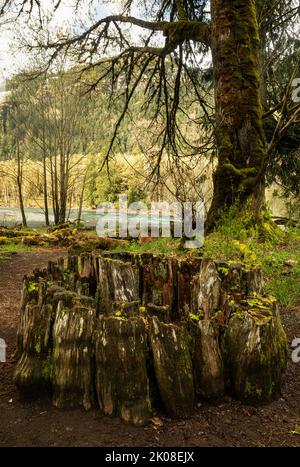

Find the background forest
[[0, 0, 299, 228]]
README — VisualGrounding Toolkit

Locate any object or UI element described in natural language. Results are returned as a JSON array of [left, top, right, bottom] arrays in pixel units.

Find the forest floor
[[0, 249, 300, 447]]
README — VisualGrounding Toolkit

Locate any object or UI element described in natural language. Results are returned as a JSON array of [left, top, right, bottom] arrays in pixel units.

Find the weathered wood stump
[[140, 254, 175, 309], [225, 297, 287, 400], [97, 258, 140, 315], [14, 252, 288, 424], [95, 316, 151, 425], [150, 317, 194, 417], [52, 305, 96, 410], [14, 302, 53, 398], [190, 319, 224, 398], [191, 259, 222, 319]]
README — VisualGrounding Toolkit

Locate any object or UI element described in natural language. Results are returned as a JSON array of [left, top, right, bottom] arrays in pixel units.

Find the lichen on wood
[[150, 317, 194, 418], [95, 316, 151, 425], [14, 251, 288, 423], [52, 305, 96, 410]]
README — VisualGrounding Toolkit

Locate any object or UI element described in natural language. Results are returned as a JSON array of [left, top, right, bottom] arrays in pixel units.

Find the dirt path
[[0, 250, 300, 447]]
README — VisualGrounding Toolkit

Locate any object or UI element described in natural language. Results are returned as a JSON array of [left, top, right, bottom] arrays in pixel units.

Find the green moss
[[217, 266, 230, 277], [42, 354, 53, 380], [35, 339, 41, 354], [28, 281, 39, 293], [0, 236, 11, 245], [189, 309, 204, 322], [232, 310, 246, 321], [244, 379, 262, 398], [163, 20, 210, 46], [221, 163, 258, 180], [239, 293, 276, 325]]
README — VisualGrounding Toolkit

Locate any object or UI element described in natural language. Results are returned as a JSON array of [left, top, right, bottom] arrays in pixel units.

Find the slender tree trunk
[[41, 93, 50, 226], [49, 153, 57, 225], [207, 0, 267, 231], [58, 151, 67, 224], [58, 78, 67, 226], [77, 172, 87, 228], [54, 150, 60, 225], [16, 140, 27, 227], [42, 140, 50, 226]]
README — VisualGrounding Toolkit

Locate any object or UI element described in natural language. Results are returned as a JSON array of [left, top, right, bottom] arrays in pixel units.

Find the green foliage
[[115, 237, 181, 255], [189, 310, 204, 322], [262, 231, 300, 306], [200, 205, 300, 307]]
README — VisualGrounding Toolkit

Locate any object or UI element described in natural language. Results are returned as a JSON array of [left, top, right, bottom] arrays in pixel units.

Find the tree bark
[[207, 0, 267, 230], [59, 151, 67, 225], [42, 147, 50, 226], [16, 140, 27, 227], [77, 171, 86, 228], [15, 252, 288, 417]]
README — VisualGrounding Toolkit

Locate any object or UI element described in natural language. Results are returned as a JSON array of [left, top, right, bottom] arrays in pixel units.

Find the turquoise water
[[0, 207, 97, 227], [0, 207, 181, 229]]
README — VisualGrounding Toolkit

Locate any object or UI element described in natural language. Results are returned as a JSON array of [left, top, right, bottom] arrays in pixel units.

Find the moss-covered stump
[[14, 353, 52, 399], [52, 305, 96, 410], [225, 296, 287, 401], [14, 251, 288, 424], [190, 319, 224, 398], [218, 262, 264, 297], [150, 317, 194, 418], [14, 303, 53, 398], [95, 316, 151, 426]]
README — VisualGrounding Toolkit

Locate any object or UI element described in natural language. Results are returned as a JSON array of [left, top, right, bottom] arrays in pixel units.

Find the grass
[[21, 226, 48, 234], [115, 237, 182, 255], [0, 225, 53, 258], [0, 242, 34, 258], [262, 231, 300, 307]]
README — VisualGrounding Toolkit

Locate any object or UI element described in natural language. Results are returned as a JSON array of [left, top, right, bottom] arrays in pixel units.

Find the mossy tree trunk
[[207, 0, 267, 230]]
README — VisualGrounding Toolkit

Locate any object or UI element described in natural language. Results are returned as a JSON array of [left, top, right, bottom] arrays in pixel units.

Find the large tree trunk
[[207, 0, 267, 230]]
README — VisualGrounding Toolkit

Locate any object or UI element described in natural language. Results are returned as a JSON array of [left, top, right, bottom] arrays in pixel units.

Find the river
[[0, 206, 182, 230]]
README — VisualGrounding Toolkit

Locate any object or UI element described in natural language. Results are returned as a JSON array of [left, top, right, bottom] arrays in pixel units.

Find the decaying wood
[[14, 303, 53, 398], [14, 251, 288, 423], [190, 319, 224, 398], [225, 300, 287, 401], [150, 317, 195, 418], [95, 316, 151, 425], [52, 305, 96, 410]]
